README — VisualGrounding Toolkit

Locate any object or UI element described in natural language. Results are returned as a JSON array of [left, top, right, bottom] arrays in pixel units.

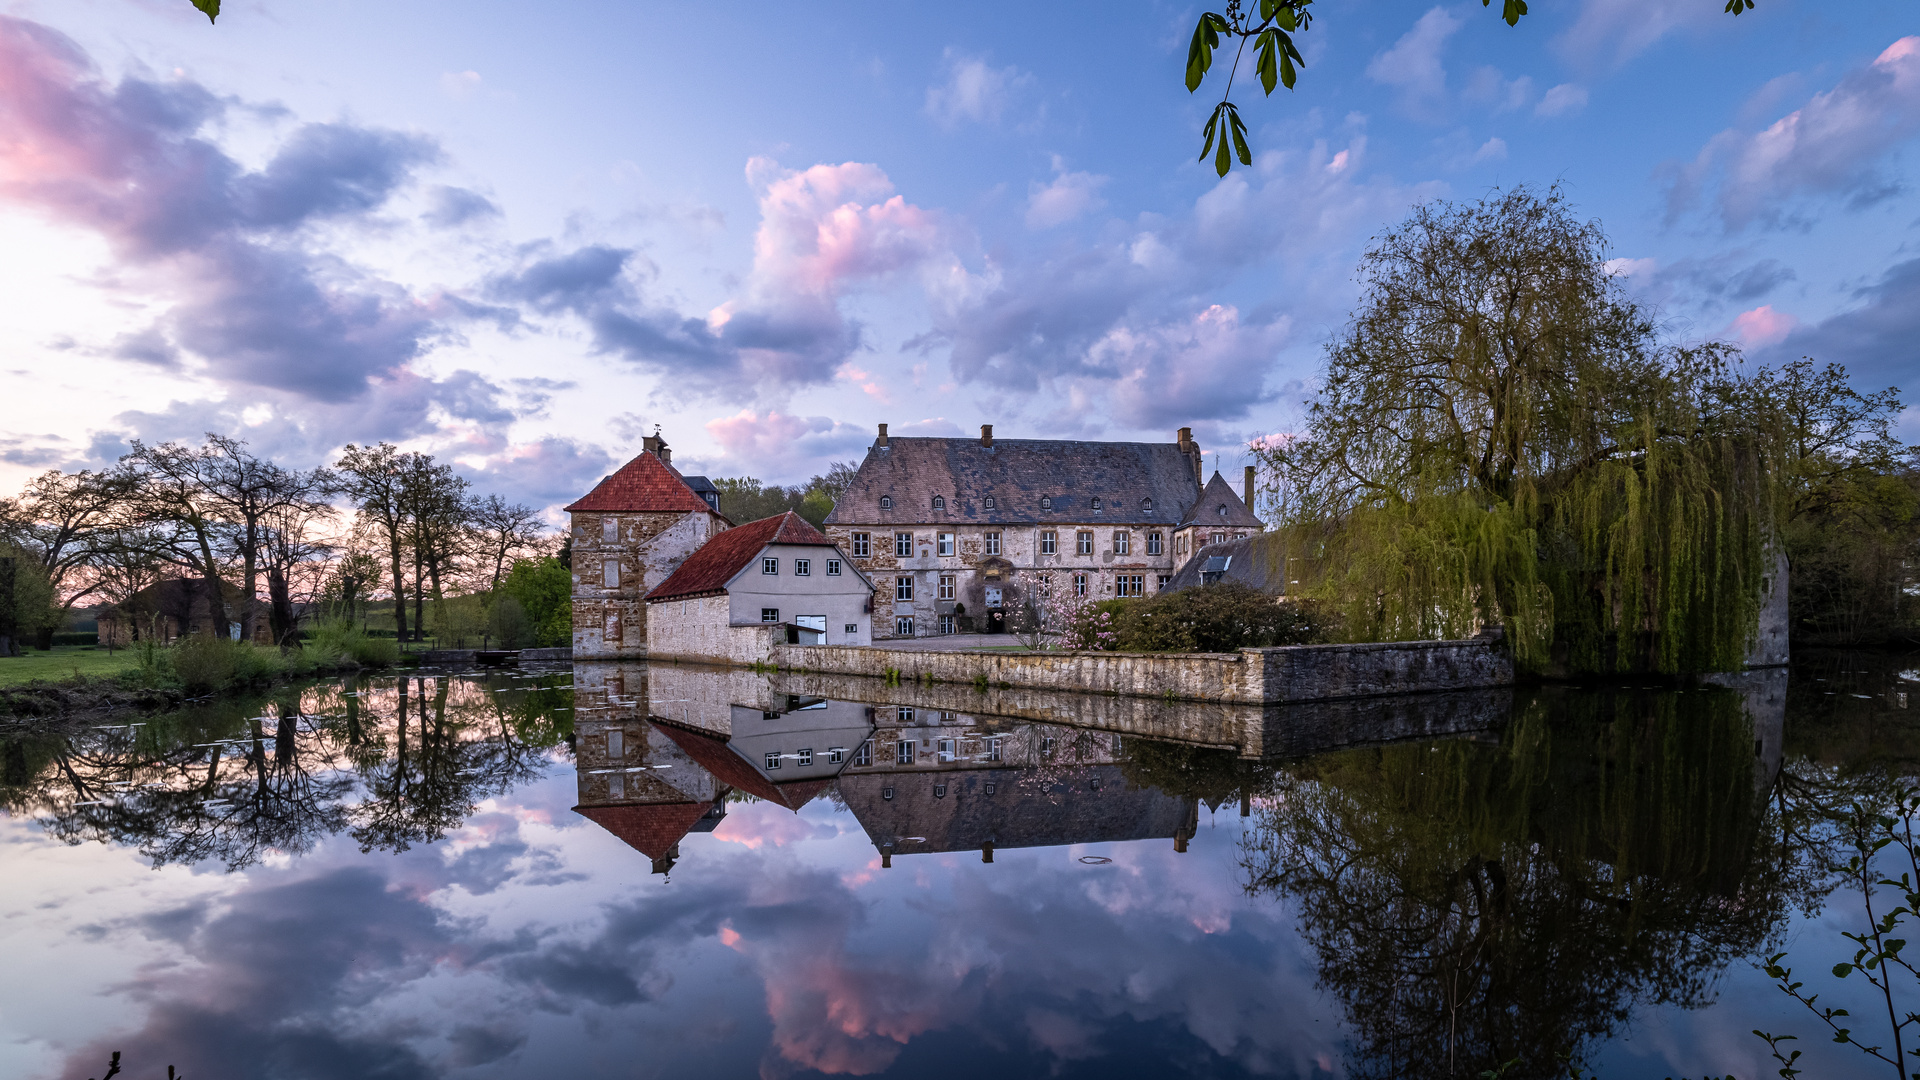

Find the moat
[[2, 654, 1915, 1079]]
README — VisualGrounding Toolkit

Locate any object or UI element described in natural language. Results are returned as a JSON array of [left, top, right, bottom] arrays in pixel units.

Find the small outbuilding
[[644, 512, 874, 664]]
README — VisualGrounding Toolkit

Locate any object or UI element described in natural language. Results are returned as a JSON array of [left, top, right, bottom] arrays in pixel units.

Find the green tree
[[499, 556, 571, 646]]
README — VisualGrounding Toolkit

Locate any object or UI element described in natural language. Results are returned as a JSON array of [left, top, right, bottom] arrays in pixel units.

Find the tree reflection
[[0, 671, 571, 869], [1240, 687, 1803, 1079]]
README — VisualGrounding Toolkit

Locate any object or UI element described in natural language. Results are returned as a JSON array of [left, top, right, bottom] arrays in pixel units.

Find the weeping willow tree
[[1258, 186, 1778, 674]]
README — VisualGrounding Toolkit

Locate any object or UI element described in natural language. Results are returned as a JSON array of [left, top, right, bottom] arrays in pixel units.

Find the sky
[[0, 0, 1914, 513]]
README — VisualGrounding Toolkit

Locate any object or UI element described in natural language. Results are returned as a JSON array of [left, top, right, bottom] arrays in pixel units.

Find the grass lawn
[[0, 645, 141, 687]]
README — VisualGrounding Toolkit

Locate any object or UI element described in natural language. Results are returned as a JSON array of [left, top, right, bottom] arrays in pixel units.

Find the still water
[[1, 655, 1915, 1079]]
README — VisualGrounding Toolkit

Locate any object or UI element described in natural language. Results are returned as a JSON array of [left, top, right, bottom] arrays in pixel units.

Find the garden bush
[[1100, 582, 1321, 653], [306, 619, 401, 668]]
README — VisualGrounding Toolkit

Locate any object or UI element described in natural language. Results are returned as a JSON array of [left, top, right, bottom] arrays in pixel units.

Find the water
[[1, 655, 1916, 1079]]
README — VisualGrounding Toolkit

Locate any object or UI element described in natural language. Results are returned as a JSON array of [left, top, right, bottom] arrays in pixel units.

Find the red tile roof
[[644, 511, 831, 603], [564, 452, 714, 514], [574, 801, 714, 859], [650, 720, 833, 810]]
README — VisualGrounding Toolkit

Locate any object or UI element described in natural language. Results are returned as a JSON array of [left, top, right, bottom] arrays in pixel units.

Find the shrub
[[306, 619, 401, 668], [500, 558, 572, 646], [1107, 582, 1320, 653], [488, 595, 534, 648], [169, 637, 287, 693]]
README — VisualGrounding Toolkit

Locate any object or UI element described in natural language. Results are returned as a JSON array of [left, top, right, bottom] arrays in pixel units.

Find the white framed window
[[607, 729, 624, 758], [937, 739, 955, 759], [828, 747, 845, 764], [1040, 530, 1057, 555], [984, 531, 1001, 555], [895, 740, 914, 765], [851, 532, 870, 557], [1142, 497, 1153, 511], [896, 576, 914, 602], [895, 615, 915, 636], [984, 495, 996, 510], [1212, 531, 1227, 545], [895, 532, 913, 557], [601, 517, 618, 542], [1042, 736, 1056, 757], [854, 740, 873, 767], [844, 622, 859, 635], [986, 737, 1002, 762], [826, 559, 842, 576], [794, 559, 811, 576], [1073, 572, 1088, 597], [899, 707, 915, 723], [1041, 496, 1052, 510], [602, 559, 620, 588], [1147, 532, 1163, 556], [762, 557, 779, 575], [1158, 574, 1171, 590], [1091, 497, 1103, 512], [938, 533, 954, 556], [798, 748, 813, 767], [762, 608, 780, 622], [1113, 532, 1130, 556], [1076, 531, 1094, 555], [932, 495, 946, 511], [938, 614, 955, 634], [938, 574, 955, 600], [880, 495, 892, 509], [1118, 574, 1144, 597], [766, 751, 782, 770]]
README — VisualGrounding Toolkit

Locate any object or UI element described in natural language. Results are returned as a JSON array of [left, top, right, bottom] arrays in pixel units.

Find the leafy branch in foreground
[[1183, 0, 1760, 176]]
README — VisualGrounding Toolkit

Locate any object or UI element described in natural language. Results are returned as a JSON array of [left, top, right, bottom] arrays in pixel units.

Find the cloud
[[1462, 66, 1533, 112], [1668, 37, 1920, 230], [1726, 304, 1798, 347], [1535, 83, 1589, 117], [1555, 0, 1720, 71], [423, 185, 500, 228], [1366, 8, 1462, 118], [0, 16, 450, 406], [1099, 305, 1291, 427], [925, 50, 1032, 128], [703, 409, 871, 476], [1473, 137, 1508, 164], [1026, 162, 1109, 229], [1753, 257, 1920, 390]]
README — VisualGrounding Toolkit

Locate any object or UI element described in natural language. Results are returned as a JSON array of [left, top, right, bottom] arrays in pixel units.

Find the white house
[[644, 512, 875, 665]]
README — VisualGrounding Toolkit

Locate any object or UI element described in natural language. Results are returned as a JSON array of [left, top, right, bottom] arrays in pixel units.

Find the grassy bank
[[0, 646, 141, 687]]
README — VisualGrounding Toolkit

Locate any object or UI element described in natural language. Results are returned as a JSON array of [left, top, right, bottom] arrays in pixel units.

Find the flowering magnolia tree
[[1013, 571, 1116, 651]]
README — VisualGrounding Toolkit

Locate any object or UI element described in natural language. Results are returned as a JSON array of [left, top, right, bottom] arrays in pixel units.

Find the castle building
[[565, 433, 731, 659], [821, 424, 1263, 639]]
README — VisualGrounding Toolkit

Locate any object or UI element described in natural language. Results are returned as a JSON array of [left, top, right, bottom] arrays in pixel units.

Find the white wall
[[724, 543, 873, 647]]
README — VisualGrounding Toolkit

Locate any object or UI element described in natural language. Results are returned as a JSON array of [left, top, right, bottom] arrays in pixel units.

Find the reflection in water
[[1, 669, 574, 870], [8, 655, 1920, 1079]]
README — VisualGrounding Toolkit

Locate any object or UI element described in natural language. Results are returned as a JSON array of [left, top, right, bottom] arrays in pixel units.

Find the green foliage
[[1099, 581, 1319, 653], [305, 619, 401, 668], [487, 595, 534, 649], [190, 0, 218, 22], [712, 462, 857, 527], [168, 637, 285, 694], [499, 557, 571, 647], [429, 593, 489, 649]]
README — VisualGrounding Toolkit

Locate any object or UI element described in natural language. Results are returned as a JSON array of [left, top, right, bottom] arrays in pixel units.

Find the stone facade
[[823, 425, 1263, 640], [565, 435, 730, 660]]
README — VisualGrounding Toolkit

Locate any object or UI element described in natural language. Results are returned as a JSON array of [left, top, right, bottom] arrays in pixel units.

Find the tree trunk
[[268, 567, 297, 651], [389, 540, 409, 644], [0, 557, 18, 658], [412, 548, 426, 643]]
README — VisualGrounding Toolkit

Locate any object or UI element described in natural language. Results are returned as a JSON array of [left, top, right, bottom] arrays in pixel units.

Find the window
[[1042, 736, 1057, 757], [880, 495, 892, 509], [895, 532, 913, 557], [899, 707, 915, 723], [938, 738, 955, 759], [984, 495, 995, 510], [828, 747, 845, 764], [938, 614, 955, 635], [852, 532, 870, 557], [938, 532, 954, 556], [938, 574, 955, 600], [1073, 572, 1088, 597], [1091, 497, 1103, 511], [601, 517, 618, 542], [896, 576, 914, 602], [1076, 531, 1094, 555], [932, 495, 946, 511], [607, 729, 624, 758], [1147, 532, 1163, 556], [895, 740, 915, 765], [1118, 574, 1145, 597], [986, 737, 1002, 762], [854, 740, 873, 767], [765, 751, 782, 770], [844, 622, 858, 635], [1040, 530, 1057, 555], [1158, 574, 1171, 590], [762, 608, 780, 623], [1113, 532, 1130, 556], [1142, 497, 1153, 511], [762, 557, 779, 575], [794, 558, 811, 576], [1041, 496, 1052, 510], [895, 615, 915, 636], [984, 531, 1001, 555], [608, 773, 625, 799], [602, 559, 620, 588], [798, 748, 813, 767], [1212, 531, 1227, 545], [826, 559, 841, 576]]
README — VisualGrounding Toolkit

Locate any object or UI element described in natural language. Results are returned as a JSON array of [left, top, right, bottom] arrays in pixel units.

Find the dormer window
[[1091, 497, 1103, 512], [1141, 498, 1153, 511], [1041, 496, 1052, 510], [984, 496, 995, 511], [932, 495, 946, 511], [1217, 504, 1228, 516], [880, 495, 892, 510]]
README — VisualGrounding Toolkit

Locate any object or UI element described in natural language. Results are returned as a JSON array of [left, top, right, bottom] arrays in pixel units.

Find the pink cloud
[[1728, 304, 1798, 347], [1099, 304, 1291, 427], [711, 802, 834, 849], [704, 408, 868, 475]]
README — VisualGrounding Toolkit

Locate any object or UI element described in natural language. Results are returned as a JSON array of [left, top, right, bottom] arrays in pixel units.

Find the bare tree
[[468, 494, 546, 593], [119, 440, 239, 636], [335, 443, 413, 643], [0, 469, 130, 641], [400, 455, 468, 640]]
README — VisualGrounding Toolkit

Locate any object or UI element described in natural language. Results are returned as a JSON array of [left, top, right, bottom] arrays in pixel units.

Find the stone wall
[[571, 509, 720, 659], [741, 630, 1513, 705], [645, 595, 784, 667]]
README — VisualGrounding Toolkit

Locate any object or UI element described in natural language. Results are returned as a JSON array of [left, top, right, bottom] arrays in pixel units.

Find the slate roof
[[1161, 531, 1292, 594], [644, 511, 834, 603], [835, 764, 1195, 857], [1189, 471, 1265, 529], [650, 720, 834, 810], [574, 801, 717, 860], [822, 437, 1219, 527], [564, 451, 715, 515]]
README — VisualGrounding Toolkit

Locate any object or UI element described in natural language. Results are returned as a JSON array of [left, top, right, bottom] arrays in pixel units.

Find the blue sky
[[0, 0, 1913, 510]]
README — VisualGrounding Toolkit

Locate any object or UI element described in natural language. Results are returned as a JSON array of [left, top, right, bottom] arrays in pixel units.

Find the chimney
[[876, 423, 889, 449], [1177, 427, 1192, 453], [641, 431, 668, 463], [1244, 465, 1256, 512], [981, 841, 994, 864], [980, 424, 993, 448]]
